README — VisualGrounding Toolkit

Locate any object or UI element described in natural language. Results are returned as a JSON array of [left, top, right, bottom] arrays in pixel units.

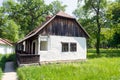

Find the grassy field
[[17, 49, 120, 80]]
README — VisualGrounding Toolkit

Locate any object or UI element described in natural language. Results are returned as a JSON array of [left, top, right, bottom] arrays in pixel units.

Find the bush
[[0, 53, 16, 71], [5, 54, 16, 62], [0, 53, 16, 80]]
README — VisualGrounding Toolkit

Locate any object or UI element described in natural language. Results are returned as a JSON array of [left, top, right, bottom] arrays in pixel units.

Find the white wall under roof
[[0, 44, 14, 54], [38, 35, 87, 62]]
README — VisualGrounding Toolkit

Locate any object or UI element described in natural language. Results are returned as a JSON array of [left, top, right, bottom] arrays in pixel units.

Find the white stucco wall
[[38, 35, 87, 62], [0, 44, 14, 54]]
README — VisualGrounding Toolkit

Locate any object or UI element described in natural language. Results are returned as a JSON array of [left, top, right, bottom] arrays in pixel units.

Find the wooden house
[[16, 11, 89, 65]]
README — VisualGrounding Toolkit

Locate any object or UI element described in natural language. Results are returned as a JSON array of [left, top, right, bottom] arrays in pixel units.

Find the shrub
[[0, 53, 16, 80], [5, 54, 16, 62], [0, 53, 16, 71]]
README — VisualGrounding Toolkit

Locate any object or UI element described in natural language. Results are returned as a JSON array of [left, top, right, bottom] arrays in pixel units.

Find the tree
[[76, 0, 107, 54], [50, 0, 67, 15], [0, 0, 67, 42], [0, 7, 8, 37], [73, 4, 97, 48], [0, 20, 19, 42], [111, 32, 120, 48], [3, 0, 51, 36], [107, 2, 120, 25], [106, 2, 120, 48]]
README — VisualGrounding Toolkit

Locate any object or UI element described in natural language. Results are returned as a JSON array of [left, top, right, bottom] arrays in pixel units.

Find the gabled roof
[[17, 11, 90, 43], [0, 38, 13, 46]]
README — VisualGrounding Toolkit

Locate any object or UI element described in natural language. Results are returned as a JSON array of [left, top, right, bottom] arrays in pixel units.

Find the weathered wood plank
[[40, 16, 87, 37]]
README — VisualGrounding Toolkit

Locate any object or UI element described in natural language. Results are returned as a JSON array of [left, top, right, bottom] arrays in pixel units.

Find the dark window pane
[[62, 43, 69, 52], [70, 43, 77, 52]]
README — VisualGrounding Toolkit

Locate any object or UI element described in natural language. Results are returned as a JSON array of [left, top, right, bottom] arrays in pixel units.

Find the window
[[70, 43, 77, 52], [40, 41, 48, 51], [61, 42, 77, 52], [62, 43, 69, 52]]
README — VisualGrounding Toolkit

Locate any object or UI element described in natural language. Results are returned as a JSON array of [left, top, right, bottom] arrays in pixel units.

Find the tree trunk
[[96, 6, 101, 55], [96, 27, 100, 55]]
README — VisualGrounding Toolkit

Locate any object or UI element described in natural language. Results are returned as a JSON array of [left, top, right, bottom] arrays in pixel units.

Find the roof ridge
[[56, 11, 75, 19]]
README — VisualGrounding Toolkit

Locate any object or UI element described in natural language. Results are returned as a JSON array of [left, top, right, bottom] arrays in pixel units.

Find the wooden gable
[[17, 11, 89, 43], [39, 16, 88, 38]]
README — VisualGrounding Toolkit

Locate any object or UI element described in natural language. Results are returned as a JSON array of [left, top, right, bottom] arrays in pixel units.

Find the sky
[[0, 0, 78, 16]]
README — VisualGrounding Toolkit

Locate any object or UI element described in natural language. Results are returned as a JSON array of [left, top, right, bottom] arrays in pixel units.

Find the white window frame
[[40, 41, 48, 51]]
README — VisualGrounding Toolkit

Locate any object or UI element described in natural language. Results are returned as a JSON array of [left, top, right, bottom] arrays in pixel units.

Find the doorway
[[33, 42, 35, 54]]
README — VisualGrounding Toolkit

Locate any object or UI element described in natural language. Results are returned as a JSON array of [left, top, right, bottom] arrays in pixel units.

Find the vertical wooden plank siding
[[40, 16, 87, 37]]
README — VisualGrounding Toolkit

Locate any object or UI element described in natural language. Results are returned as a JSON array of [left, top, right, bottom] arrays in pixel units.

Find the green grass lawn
[[17, 49, 120, 80], [17, 57, 120, 80]]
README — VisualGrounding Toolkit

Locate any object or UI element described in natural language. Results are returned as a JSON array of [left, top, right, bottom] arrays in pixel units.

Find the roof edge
[[17, 15, 57, 43], [75, 20, 90, 38]]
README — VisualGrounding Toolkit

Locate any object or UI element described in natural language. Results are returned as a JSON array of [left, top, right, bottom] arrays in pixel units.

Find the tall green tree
[[73, 4, 97, 48], [106, 2, 120, 47], [50, 0, 67, 15], [76, 0, 107, 54]]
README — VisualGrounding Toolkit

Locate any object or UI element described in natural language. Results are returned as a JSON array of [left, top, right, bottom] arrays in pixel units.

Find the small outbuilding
[[16, 11, 89, 65], [0, 38, 14, 54]]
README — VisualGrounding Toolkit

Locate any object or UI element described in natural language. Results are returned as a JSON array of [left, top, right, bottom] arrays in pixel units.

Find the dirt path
[[2, 62, 17, 80]]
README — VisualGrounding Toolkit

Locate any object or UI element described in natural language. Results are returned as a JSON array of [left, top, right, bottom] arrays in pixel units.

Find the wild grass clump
[[17, 57, 120, 80]]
